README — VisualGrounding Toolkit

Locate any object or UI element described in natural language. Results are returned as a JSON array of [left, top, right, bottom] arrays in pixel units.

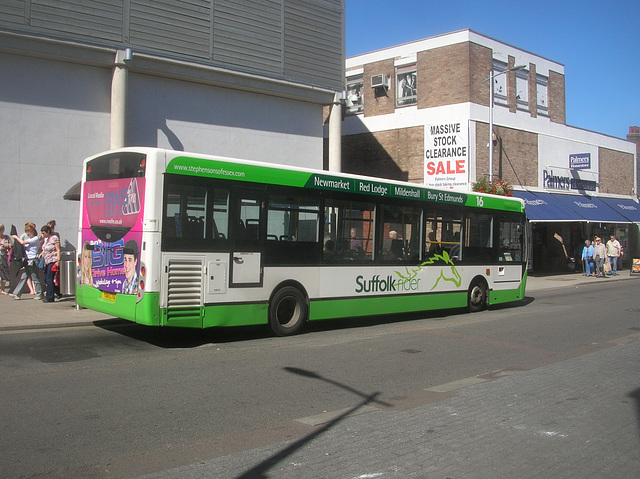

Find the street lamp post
[[487, 64, 526, 181]]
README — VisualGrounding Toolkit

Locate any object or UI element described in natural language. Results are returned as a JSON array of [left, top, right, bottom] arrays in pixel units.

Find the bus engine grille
[[166, 259, 203, 319]]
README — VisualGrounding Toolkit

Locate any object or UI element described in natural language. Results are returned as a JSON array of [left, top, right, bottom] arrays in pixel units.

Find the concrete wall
[[0, 52, 111, 252], [128, 74, 323, 168], [1, 51, 326, 251]]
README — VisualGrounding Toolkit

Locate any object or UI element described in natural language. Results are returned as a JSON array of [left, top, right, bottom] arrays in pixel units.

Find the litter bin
[[60, 250, 76, 296]]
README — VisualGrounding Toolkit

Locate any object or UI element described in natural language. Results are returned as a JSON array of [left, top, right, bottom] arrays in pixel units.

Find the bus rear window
[[86, 152, 146, 181]]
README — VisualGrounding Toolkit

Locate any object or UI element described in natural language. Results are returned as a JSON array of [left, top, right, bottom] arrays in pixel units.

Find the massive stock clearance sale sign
[[424, 121, 469, 189]]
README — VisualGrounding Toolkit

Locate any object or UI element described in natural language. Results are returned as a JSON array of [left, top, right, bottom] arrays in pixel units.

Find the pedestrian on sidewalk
[[581, 239, 594, 276], [39, 224, 60, 303], [46, 220, 62, 298], [592, 236, 606, 278], [606, 235, 621, 276], [9, 222, 42, 299], [0, 224, 11, 294]]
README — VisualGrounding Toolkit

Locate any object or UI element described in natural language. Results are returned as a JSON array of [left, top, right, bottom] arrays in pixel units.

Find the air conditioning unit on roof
[[371, 74, 390, 89]]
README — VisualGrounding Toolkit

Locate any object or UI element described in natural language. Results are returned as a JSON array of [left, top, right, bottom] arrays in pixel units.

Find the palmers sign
[[543, 169, 597, 192]]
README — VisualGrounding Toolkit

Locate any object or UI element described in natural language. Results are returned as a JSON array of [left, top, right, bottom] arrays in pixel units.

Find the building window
[[345, 75, 364, 115], [536, 74, 548, 116], [515, 69, 529, 111], [396, 65, 417, 107], [492, 61, 508, 107]]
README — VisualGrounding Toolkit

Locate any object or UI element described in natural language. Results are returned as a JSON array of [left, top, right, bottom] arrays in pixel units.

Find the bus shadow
[[93, 320, 273, 348], [94, 297, 534, 348], [308, 297, 534, 333]]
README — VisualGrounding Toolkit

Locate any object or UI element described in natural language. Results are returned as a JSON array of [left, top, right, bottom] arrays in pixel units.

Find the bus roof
[[85, 147, 525, 213]]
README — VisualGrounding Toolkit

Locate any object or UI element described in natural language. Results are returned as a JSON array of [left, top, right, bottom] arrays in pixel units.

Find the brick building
[[327, 30, 639, 272]]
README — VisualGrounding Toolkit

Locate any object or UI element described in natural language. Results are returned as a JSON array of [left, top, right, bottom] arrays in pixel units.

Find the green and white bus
[[76, 148, 527, 335]]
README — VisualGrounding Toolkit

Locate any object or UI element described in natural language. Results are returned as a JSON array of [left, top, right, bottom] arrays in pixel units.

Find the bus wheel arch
[[268, 282, 309, 336], [468, 276, 488, 312]]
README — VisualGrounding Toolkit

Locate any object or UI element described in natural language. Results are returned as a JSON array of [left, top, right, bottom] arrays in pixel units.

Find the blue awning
[[597, 197, 640, 223], [551, 193, 631, 223], [513, 191, 584, 222]]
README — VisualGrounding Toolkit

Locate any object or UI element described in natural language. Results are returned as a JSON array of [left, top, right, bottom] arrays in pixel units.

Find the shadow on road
[[629, 386, 640, 442], [94, 298, 533, 348], [232, 367, 392, 479]]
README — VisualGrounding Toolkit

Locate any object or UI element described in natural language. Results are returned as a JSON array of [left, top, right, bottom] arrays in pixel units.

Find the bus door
[[230, 190, 265, 287]]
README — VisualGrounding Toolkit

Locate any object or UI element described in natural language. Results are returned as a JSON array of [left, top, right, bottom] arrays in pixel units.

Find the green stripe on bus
[[76, 288, 161, 326], [200, 302, 269, 328], [168, 157, 311, 188], [167, 156, 523, 213], [309, 291, 468, 320], [489, 272, 528, 305]]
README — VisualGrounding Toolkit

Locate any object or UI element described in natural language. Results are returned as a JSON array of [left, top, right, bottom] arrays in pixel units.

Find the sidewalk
[[0, 270, 637, 331], [140, 338, 640, 479], [526, 268, 638, 291], [0, 293, 113, 331]]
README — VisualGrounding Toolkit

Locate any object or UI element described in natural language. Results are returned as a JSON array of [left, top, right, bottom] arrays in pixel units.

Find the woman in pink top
[[40, 225, 60, 302]]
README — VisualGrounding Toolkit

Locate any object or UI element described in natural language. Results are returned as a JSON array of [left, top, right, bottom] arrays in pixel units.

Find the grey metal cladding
[[0, 0, 28, 26], [130, 0, 211, 58], [284, 0, 343, 89], [212, 0, 283, 75], [0, 0, 344, 91], [3, 0, 125, 43]]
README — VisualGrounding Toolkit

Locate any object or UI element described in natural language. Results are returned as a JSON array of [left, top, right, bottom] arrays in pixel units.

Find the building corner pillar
[[111, 49, 130, 149], [328, 91, 342, 172]]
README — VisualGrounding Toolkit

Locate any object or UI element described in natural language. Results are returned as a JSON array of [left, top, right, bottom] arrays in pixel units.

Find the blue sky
[[345, 0, 639, 140]]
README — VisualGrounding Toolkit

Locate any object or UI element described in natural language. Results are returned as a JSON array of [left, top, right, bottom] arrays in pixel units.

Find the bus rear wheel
[[269, 286, 308, 336], [468, 280, 487, 312]]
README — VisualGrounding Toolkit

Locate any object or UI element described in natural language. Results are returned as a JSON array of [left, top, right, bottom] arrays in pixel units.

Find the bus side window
[[163, 181, 207, 244], [245, 219, 260, 241], [464, 212, 493, 263], [265, 193, 320, 265], [380, 204, 421, 263], [425, 208, 462, 262], [497, 214, 524, 262], [323, 199, 375, 264], [211, 188, 229, 241]]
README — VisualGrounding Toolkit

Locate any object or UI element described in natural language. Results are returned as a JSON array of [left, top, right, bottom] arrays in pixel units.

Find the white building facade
[[331, 30, 638, 271]]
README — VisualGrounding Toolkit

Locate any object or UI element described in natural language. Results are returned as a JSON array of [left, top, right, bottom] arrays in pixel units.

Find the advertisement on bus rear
[[80, 177, 145, 295]]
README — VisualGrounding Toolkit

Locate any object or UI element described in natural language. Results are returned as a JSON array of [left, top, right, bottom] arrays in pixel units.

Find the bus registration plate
[[102, 291, 116, 301]]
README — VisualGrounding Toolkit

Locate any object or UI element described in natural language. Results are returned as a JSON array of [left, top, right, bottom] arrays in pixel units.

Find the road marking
[[425, 376, 488, 393], [295, 405, 379, 426]]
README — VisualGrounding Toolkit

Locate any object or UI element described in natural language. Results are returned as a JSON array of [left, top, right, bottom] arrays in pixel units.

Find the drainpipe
[[111, 49, 131, 149], [328, 91, 343, 172]]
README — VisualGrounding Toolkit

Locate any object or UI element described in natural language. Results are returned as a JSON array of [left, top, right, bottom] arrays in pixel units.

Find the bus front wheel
[[468, 280, 487, 312], [269, 286, 308, 336]]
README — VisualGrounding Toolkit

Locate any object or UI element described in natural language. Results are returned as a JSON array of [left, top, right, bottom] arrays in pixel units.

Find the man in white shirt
[[605, 235, 621, 276]]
